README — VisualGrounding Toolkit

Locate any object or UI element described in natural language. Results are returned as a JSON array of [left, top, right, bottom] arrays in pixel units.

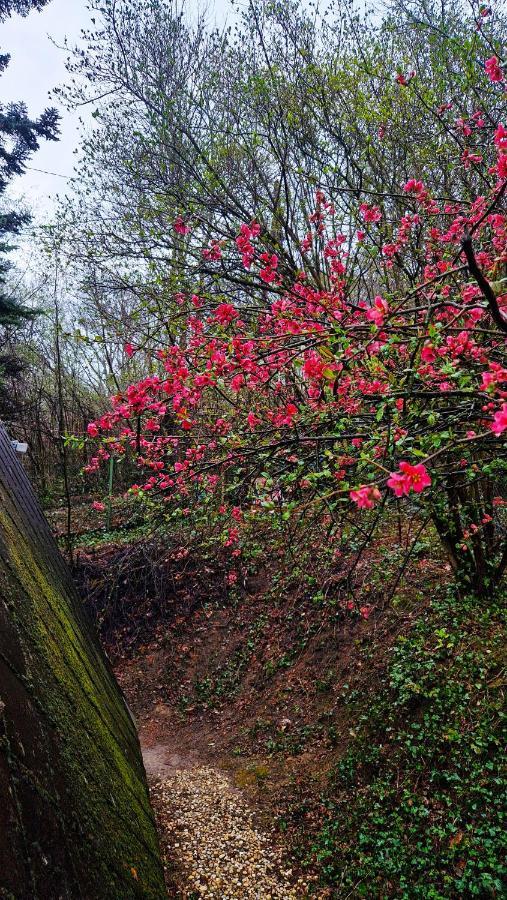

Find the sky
[[1, 0, 90, 217], [1, 0, 231, 221]]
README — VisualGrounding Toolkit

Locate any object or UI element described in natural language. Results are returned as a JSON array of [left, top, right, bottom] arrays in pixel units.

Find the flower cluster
[[86, 64, 507, 583]]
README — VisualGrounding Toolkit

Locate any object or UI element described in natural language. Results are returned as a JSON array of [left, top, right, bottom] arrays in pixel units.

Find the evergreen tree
[[0, 0, 58, 419]]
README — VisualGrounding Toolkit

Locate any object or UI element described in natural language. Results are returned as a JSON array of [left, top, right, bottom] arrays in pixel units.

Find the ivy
[[312, 588, 506, 897]]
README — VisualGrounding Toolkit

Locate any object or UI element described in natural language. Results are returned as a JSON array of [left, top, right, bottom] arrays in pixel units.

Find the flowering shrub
[[86, 59, 507, 596]]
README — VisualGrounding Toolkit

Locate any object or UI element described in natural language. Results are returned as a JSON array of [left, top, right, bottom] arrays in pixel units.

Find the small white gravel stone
[[152, 765, 315, 898]]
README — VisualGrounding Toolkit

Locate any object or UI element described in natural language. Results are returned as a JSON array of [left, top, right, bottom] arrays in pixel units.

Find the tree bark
[[0, 423, 165, 898]]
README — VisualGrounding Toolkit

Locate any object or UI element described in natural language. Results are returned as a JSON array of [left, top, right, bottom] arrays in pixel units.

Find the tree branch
[[462, 231, 507, 334]]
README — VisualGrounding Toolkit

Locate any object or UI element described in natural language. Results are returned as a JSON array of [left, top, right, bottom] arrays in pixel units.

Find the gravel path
[[145, 749, 313, 898]]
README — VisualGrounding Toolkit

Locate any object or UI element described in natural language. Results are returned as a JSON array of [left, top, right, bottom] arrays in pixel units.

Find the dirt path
[[142, 740, 314, 899]]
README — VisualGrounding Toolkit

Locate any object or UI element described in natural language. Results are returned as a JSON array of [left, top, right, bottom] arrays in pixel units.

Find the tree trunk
[[0, 424, 166, 898]]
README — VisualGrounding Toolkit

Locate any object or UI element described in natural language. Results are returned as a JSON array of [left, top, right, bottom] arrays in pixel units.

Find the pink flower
[[421, 344, 436, 363], [494, 123, 507, 152], [497, 155, 507, 179], [259, 252, 278, 284], [124, 343, 135, 358], [87, 423, 99, 438], [303, 351, 325, 379], [214, 303, 239, 326], [237, 223, 257, 269], [386, 471, 408, 497], [260, 266, 276, 283], [230, 373, 245, 392], [403, 179, 427, 201], [485, 56, 504, 83], [491, 403, 507, 435], [202, 241, 222, 261], [350, 485, 381, 509], [399, 461, 431, 492], [359, 203, 382, 223], [388, 462, 432, 497], [247, 411, 260, 429], [366, 295, 389, 326], [173, 215, 190, 236], [92, 501, 105, 512], [261, 252, 278, 267]]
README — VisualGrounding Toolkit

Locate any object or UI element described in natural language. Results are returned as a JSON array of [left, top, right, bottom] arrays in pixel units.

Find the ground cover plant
[[312, 586, 506, 897]]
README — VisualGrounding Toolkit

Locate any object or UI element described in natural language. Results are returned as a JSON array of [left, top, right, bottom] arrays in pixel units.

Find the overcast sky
[[1, 0, 231, 220]]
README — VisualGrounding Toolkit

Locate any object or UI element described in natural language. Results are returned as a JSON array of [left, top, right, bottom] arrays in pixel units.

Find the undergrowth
[[312, 587, 506, 898], [72, 517, 505, 897]]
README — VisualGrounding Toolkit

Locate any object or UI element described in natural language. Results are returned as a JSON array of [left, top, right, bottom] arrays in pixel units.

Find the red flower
[[214, 303, 239, 326], [173, 215, 190, 236], [359, 203, 382, 223], [395, 71, 415, 85], [260, 266, 276, 283], [303, 351, 325, 379], [494, 123, 507, 152], [236, 222, 258, 269], [421, 344, 436, 363], [202, 241, 222, 261], [497, 155, 507, 179], [485, 56, 504, 83], [259, 252, 278, 283], [388, 462, 431, 497]]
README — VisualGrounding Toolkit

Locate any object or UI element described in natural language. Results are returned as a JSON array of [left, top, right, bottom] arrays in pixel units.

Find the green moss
[[0, 497, 166, 898]]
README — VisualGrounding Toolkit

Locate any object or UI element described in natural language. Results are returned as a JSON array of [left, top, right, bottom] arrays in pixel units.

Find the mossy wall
[[0, 425, 166, 899]]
